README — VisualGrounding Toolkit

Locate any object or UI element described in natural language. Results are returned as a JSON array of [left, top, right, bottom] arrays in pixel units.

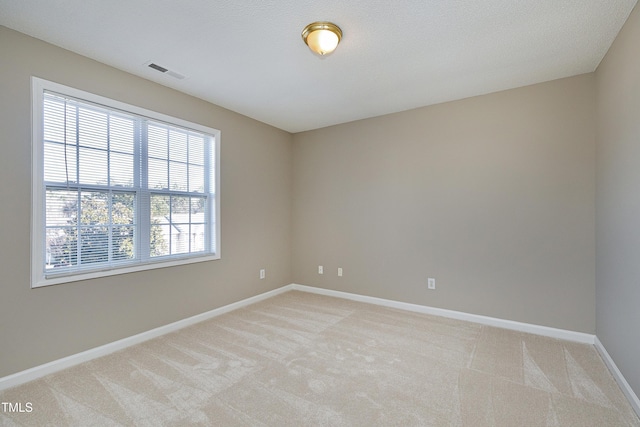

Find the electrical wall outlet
[[260, 269, 266, 279], [338, 267, 343, 277], [428, 277, 435, 290], [318, 265, 323, 274]]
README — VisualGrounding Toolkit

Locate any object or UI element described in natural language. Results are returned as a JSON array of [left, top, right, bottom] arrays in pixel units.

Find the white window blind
[[32, 78, 220, 287]]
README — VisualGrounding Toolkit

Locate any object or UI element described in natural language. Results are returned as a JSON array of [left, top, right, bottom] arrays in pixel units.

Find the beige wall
[[292, 74, 596, 333], [0, 26, 293, 377], [596, 4, 640, 396]]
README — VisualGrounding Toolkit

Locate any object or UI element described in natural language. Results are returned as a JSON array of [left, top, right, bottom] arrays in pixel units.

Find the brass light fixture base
[[302, 22, 343, 55]]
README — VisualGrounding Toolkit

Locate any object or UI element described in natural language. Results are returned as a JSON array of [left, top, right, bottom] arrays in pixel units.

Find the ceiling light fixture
[[301, 22, 342, 56]]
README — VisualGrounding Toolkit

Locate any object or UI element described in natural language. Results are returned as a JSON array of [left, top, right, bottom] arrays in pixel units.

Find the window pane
[[110, 152, 134, 187], [148, 158, 168, 190], [171, 195, 190, 217], [44, 142, 77, 184], [189, 164, 204, 193], [169, 161, 188, 191], [172, 223, 190, 255], [43, 97, 64, 142], [112, 192, 135, 225], [149, 193, 170, 255], [112, 225, 135, 261], [110, 116, 135, 154], [190, 196, 206, 223], [171, 196, 190, 254], [46, 188, 80, 269], [151, 223, 170, 257], [190, 224, 206, 252], [148, 124, 168, 159], [46, 226, 77, 268], [80, 191, 109, 225], [151, 194, 170, 224], [80, 226, 109, 264], [46, 189, 78, 226], [169, 129, 188, 163], [79, 147, 108, 185], [113, 196, 136, 258], [189, 135, 205, 165], [78, 108, 108, 149]]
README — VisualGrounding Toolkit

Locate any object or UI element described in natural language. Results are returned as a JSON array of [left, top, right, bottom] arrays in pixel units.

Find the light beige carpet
[[1, 291, 638, 426]]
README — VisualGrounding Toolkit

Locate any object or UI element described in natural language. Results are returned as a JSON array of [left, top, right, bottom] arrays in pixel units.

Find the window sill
[[32, 253, 220, 288]]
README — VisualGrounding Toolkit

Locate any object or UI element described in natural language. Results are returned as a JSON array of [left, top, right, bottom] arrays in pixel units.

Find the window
[[31, 77, 220, 287]]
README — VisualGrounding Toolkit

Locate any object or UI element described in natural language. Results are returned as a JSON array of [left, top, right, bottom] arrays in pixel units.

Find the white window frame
[[31, 77, 221, 288]]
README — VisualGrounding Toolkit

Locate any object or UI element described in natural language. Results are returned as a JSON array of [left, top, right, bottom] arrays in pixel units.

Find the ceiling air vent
[[146, 62, 186, 80]]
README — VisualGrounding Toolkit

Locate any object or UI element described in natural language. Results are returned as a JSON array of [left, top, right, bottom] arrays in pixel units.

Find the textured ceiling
[[0, 0, 637, 133]]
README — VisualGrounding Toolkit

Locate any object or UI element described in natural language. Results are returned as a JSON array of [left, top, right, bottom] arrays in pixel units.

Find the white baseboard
[[594, 336, 640, 417], [0, 285, 294, 391], [291, 284, 595, 344]]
